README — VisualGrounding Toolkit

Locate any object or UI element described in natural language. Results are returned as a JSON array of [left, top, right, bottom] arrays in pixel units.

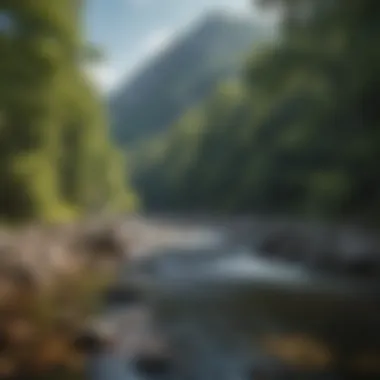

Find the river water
[[86, 223, 226, 380], [86, 219, 380, 380]]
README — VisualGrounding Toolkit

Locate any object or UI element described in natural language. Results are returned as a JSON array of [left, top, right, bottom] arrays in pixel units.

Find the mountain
[[108, 10, 271, 146]]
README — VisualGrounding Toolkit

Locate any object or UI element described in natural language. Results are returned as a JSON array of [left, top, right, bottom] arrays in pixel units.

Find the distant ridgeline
[[0, 1, 137, 222], [111, 1, 380, 225], [108, 10, 270, 146]]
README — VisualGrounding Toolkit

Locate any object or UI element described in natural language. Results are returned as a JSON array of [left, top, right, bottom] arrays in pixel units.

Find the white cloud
[[222, 0, 251, 12], [140, 28, 174, 56], [86, 0, 269, 93], [97, 28, 175, 91], [84, 63, 118, 93]]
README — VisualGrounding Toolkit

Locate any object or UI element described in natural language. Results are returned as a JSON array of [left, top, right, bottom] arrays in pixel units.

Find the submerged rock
[[133, 353, 173, 377], [258, 230, 310, 263], [73, 329, 113, 354], [103, 284, 144, 307]]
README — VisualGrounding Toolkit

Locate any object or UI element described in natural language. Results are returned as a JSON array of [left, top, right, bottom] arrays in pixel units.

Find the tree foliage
[[133, 0, 380, 224], [0, 0, 137, 222]]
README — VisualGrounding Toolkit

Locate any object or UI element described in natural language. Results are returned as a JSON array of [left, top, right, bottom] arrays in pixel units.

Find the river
[[86, 217, 380, 380], [86, 219, 225, 380]]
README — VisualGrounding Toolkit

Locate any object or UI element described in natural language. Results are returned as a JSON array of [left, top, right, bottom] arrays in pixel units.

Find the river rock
[[72, 224, 128, 259], [103, 284, 144, 307], [133, 352, 173, 377], [73, 329, 112, 354], [258, 230, 310, 263]]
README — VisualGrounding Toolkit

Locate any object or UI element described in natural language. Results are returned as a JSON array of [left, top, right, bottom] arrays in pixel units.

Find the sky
[[84, 0, 260, 92]]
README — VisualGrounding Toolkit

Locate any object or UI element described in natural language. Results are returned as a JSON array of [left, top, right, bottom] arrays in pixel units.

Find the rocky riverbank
[[0, 219, 132, 379], [2, 214, 376, 379]]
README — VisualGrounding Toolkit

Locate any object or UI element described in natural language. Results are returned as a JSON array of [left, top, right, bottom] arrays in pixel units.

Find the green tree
[[0, 0, 137, 222], [133, 0, 380, 224]]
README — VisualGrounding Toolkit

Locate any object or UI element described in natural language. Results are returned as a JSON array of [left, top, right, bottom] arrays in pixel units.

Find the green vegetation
[[131, 0, 380, 224], [0, 0, 137, 223], [0, 1, 137, 378]]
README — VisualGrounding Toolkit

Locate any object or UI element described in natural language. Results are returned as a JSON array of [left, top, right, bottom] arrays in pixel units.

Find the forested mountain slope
[[132, 0, 380, 225], [109, 11, 270, 145]]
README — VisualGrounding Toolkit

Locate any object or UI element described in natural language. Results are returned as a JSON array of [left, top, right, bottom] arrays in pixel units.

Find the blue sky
[[84, 0, 260, 92]]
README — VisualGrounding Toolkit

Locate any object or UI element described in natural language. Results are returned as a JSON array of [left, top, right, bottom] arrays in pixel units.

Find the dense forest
[[1, 0, 378, 224], [0, 0, 137, 223], [131, 0, 380, 224]]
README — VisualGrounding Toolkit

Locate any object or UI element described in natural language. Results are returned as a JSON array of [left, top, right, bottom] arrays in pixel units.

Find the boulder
[[341, 257, 380, 279], [103, 285, 143, 307], [259, 230, 310, 263], [133, 352, 173, 377], [72, 225, 128, 261], [73, 329, 112, 354]]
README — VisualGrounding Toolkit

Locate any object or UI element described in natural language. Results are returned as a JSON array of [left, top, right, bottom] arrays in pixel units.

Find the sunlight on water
[[207, 253, 308, 281], [88, 232, 380, 380]]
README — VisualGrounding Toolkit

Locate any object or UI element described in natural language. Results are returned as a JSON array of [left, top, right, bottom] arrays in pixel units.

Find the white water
[[87, 222, 379, 380]]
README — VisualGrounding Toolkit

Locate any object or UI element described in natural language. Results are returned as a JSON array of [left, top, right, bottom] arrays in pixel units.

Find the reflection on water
[[260, 334, 380, 373], [90, 236, 380, 379]]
